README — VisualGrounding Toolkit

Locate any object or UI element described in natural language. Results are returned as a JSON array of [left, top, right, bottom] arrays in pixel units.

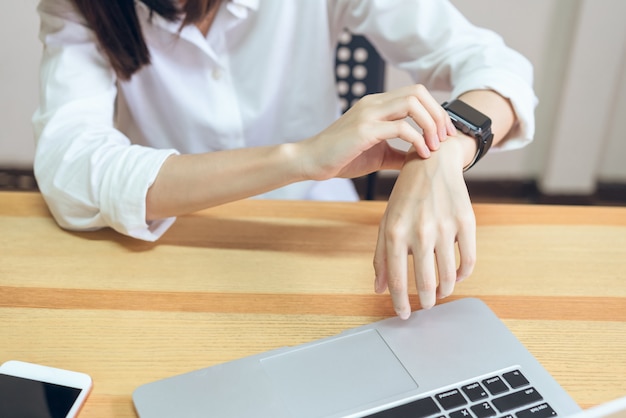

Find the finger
[[406, 86, 452, 146], [392, 120, 431, 158], [435, 239, 457, 300], [446, 115, 457, 137], [379, 146, 408, 171], [384, 95, 441, 152], [456, 219, 477, 282], [366, 119, 431, 159], [413, 247, 438, 310], [374, 220, 388, 293], [380, 85, 451, 148], [384, 228, 411, 319]]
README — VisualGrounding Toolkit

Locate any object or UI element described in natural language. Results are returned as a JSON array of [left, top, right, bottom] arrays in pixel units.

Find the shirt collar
[[136, 0, 259, 29], [135, 1, 182, 34], [226, 0, 259, 19]]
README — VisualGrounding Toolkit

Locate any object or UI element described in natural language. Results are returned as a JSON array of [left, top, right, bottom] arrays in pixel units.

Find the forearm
[[450, 90, 517, 169], [145, 143, 304, 220], [146, 82, 468, 221]]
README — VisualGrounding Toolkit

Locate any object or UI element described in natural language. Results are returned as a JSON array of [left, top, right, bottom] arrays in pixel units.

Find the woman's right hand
[[145, 85, 456, 222], [297, 84, 457, 181]]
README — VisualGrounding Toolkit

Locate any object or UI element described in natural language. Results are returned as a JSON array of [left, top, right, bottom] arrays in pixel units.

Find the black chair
[[335, 30, 386, 200]]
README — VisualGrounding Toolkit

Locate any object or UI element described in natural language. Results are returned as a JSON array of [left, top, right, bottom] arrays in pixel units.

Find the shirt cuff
[[100, 147, 179, 242], [451, 69, 538, 152]]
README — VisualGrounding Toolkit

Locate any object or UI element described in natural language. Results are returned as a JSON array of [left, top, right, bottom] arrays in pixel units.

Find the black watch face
[[445, 100, 491, 131]]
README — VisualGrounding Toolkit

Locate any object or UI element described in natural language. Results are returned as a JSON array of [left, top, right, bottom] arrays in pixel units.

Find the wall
[[1, 0, 625, 193], [0, 0, 40, 168], [537, 0, 626, 193]]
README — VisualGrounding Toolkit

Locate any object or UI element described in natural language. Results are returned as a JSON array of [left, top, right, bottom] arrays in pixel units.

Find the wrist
[[279, 142, 310, 182], [450, 132, 480, 170], [442, 98, 494, 171], [403, 138, 469, 172]]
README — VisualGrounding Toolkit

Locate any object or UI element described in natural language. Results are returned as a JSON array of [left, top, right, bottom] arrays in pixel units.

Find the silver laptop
[[133, 298, 590, 417]]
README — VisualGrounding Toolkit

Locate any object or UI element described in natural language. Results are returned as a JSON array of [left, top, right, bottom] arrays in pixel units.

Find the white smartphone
[[0, 360, 92, 418]]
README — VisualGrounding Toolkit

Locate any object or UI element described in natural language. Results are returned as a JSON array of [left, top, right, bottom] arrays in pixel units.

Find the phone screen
[[0, 373, 82, 418]]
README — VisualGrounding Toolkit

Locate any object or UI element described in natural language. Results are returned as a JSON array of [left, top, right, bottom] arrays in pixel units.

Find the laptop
[[133, 297, 601, 417]]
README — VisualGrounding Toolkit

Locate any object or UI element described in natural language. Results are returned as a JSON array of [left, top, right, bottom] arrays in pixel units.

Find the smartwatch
[[442, 99, 494, 171]]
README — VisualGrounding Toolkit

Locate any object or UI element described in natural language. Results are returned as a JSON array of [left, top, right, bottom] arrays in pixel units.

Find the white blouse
[[33, 0, 537, 241]]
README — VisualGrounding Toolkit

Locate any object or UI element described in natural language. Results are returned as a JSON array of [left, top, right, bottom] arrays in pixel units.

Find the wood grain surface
[[1, 192, 625, 417]]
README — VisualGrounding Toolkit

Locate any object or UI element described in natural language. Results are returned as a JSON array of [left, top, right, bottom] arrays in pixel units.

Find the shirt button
[[212, 69, 222, 80]]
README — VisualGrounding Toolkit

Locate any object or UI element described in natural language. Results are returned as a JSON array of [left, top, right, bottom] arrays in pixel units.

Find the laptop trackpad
[[261, 329, 418, 417]]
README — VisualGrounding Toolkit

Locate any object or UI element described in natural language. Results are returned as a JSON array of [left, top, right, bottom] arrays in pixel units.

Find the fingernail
[[421, 301, 435, 310], [448, 120, 457, 135], [396, 308, 410, 320]]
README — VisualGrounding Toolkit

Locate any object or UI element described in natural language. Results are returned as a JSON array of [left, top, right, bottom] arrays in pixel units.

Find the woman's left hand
[[373, 139, 476, 319]]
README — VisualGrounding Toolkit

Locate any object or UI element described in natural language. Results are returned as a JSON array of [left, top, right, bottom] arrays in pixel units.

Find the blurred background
[[1, 0, 625, 205]]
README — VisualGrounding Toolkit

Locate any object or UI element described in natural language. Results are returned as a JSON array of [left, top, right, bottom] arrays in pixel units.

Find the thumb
[[379, 147, 409, 171]]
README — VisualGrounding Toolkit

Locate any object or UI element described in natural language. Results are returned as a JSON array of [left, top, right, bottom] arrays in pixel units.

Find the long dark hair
[[70, 0, 222, 80]]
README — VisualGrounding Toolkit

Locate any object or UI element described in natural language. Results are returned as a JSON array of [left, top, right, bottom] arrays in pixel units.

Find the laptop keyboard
[[364, 369, 557, 418]]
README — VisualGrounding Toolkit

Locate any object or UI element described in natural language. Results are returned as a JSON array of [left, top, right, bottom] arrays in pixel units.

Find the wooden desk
[[1, 191, 625, 417]]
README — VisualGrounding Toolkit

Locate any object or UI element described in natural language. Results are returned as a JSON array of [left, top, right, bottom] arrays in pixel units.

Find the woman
[[33, 0, 536, 318]]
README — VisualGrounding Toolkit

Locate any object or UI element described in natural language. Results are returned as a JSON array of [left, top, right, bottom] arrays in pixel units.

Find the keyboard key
[[462, 382, 488, 401], [435, 388, 467, 410], [492, 387, 543, 413], [503, 370, 530, 389], [482, 376, 509, 395], [449, 408, 472, 418], [364, 396, 441, 418], [471, 401, 497, 418], [516, 403, 557, 418]]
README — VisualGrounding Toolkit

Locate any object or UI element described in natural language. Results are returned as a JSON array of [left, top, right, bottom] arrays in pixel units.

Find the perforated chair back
[[335, 31, 386, 200]]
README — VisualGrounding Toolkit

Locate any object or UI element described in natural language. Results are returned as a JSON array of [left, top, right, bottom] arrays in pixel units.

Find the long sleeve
[[33, 0, 177, 241], [328, 0, 537, 150]]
